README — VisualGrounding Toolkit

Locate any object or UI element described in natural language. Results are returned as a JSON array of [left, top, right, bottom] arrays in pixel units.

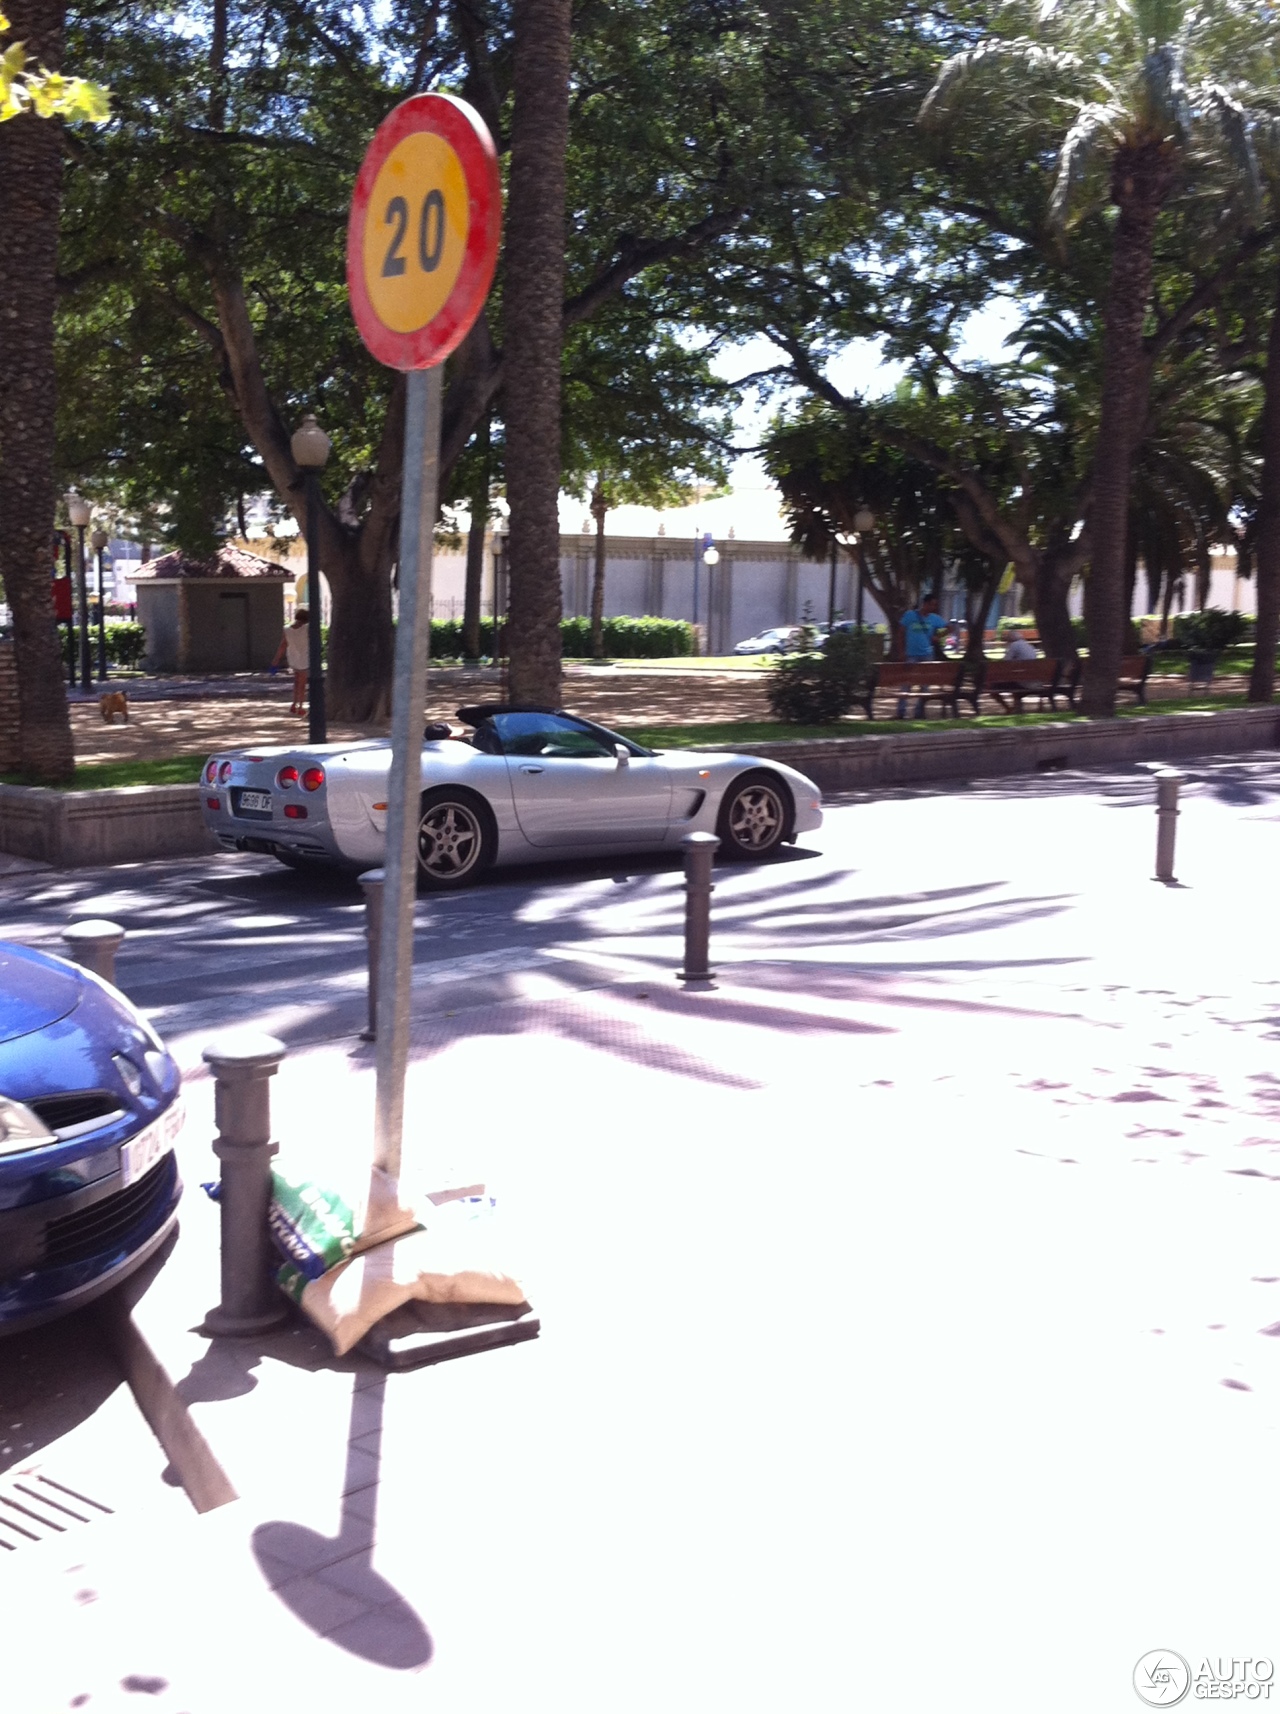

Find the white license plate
[[121, 1101, 184, 1187], [239, 790, 272, 812]]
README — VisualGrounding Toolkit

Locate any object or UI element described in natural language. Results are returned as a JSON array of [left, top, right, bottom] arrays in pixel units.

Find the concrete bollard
[[677, 832, 720, 985], [62, 918, 124, 987], [202, 1031, 289, 1337], [358, 868, 385, 1041], [1154, 769, 1184, 884]]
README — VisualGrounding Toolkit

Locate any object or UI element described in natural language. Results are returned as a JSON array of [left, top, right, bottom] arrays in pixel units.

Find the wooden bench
[[982, 656, 1079, 713], [1063, 653, 1151, 708], [859, 660, 982, 720]]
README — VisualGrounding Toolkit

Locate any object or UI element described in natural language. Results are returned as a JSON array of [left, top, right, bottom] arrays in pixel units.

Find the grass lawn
[[1, 693, 1268, 788], [1, 754, 210, 791], [620, 693, 1257, 750]]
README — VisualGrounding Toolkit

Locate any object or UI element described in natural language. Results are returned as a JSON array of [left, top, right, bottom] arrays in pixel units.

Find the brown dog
[[98, 690, 129, 724]]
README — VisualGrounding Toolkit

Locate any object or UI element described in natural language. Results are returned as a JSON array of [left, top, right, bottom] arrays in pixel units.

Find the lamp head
[[90, 528, 109, 552], [853, 507, 874, 533], [702, 547, 720, 566], [291, 413, 331, 470], [65, 491, 92, 529]]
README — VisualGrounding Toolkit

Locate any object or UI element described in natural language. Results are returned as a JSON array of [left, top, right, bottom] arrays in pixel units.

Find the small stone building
[[128, 546, 289, 673]]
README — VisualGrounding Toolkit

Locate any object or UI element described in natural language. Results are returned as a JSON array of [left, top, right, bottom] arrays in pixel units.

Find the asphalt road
[[5, 747, 1280, 1072]]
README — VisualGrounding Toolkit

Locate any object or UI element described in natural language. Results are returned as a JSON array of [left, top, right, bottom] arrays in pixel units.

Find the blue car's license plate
[[121, 1101, 184, 1186]]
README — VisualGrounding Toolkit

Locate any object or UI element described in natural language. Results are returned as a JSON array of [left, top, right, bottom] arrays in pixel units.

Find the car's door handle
[[519, 764, 544, 775]]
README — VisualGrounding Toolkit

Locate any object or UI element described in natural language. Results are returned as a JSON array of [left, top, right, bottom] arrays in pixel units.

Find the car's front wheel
[[416, 789, 495, 888], [716, 771, 791, 860]]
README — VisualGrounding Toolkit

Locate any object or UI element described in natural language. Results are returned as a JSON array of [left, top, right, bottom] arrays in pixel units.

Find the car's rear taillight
[[301, 767, 325, 792], [218, 761, 233, 784], [277, 765, 300, 789], [204, 760, 219, 784], [284, 804, 307, 820]]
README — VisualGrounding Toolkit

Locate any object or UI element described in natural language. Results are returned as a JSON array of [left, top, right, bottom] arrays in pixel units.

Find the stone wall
[[0, 641, 18, 773]]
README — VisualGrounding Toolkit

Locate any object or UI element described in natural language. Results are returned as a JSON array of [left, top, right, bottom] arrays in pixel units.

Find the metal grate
[[0, 1470, 112, 1551], [27, 1090, 125, 1137], [41, 1156, 171, 1268]]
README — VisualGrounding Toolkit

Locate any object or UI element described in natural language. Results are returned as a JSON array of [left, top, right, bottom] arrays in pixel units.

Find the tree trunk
[[1080, 146, 1171, 717], [0, 0, 75, 782], [1249, 263, 1280, 703], [503, 0, 571, 706], [1031, 549, 1079, 659], [965, 567, 1002, 665], [325, 533, 395, 725], [462, 419, 489, 662], [589, 483, 608, 659]]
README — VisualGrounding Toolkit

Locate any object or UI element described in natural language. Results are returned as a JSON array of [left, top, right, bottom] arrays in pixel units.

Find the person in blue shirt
[[897, 593, 947, 716]]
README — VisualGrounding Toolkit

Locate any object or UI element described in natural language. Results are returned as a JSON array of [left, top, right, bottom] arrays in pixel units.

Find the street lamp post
[[827, 535, 840, 633], [65, 491, 92, 690], [493, 512, 509, 699], [853, 507, 874, 632], [290, 414, 331, 744], [693, 532, 717, 657], [91, 527, 109, 680]]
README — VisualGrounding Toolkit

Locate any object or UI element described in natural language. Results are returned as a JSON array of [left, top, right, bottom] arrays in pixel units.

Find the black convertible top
[[455, 704, 566, 728]]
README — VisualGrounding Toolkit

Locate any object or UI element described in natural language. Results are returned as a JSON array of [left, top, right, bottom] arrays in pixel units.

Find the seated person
[[1003, 631, 1038, 661], [896, 593, 947, 717]]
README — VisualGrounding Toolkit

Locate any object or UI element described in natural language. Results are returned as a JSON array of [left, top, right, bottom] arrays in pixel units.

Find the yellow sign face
[[361, 133, 469, 335]]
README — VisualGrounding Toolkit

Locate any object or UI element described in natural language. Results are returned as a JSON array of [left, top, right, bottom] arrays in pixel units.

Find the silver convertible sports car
[[201, 705, 823, 888]]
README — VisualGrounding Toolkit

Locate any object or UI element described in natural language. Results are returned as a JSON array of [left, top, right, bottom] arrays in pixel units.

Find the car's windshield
[[485, 712, 653, 758]]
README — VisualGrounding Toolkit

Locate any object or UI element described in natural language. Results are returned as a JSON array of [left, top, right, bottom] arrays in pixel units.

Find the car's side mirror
[[614, 743, 630, 767]]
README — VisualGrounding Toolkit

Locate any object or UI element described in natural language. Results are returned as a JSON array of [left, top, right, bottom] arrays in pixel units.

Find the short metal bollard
[[677, 832, 720, 985], [358, 868, 385, 1041], [202, 1031, 290, 1336], [62, 918, 124, 986], [1154, 769, 1184, 884]]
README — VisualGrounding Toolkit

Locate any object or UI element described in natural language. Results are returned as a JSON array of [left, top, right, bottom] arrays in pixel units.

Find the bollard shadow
[[251, 1373, 434, 1669]]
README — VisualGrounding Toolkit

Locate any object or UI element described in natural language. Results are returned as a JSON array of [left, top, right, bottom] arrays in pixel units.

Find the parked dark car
[[0, 941, 183, 1334]]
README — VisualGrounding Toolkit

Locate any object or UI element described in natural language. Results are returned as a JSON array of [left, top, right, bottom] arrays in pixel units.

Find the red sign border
[[346, 93, 501, 372]]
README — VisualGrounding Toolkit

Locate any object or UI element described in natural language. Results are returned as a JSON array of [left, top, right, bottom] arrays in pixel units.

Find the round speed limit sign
[[346, 93, 501, 371]]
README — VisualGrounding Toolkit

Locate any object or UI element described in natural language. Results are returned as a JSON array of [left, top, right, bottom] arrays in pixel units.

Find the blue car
[[0, 941, 183, 1334]]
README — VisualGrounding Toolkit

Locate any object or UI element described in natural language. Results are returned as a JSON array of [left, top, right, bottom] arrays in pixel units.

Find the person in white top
[[273, 608, 311, 715], [1003, 632, 1038, 660]]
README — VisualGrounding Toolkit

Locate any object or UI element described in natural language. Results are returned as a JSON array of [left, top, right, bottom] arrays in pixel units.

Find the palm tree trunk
[[503, 0, 571, 706], [1249, 263, 1280, 703], [589, 483, 608, 659], [1080, 148, 1170, 717], [0, 0, 75, 782]]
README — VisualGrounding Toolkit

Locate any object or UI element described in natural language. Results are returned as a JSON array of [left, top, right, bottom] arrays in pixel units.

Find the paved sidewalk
[[6, 758, 1280, 1711]]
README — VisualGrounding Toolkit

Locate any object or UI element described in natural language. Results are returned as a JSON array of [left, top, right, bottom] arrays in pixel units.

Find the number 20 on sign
[[346, 93, 501, 371]]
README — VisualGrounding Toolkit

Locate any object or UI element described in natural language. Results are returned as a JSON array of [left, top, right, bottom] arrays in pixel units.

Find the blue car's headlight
[[0, 1095, 55, 1155]]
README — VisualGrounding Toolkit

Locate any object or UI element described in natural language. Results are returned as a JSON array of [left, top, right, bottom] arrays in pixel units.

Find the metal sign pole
[[373, 364, 443, 1181]]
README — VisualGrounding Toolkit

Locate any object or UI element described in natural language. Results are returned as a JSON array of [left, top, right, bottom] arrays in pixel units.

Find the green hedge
[[428, 615, 694, 659], [104, 620, 147, 668]]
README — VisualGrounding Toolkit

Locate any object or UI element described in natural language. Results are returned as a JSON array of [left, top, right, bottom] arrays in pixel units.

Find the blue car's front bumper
[[0, 943, 185, 1333], [0, 1151, 181, 1332]]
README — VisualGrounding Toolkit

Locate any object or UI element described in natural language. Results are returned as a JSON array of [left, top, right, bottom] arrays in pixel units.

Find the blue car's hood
[[0, 944, 81, 1045]]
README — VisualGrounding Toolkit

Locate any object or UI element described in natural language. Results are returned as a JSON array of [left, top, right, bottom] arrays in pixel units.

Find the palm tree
[[923, 0, 1273, 715], [503, 0, 573, 707], [0, 1, 106, 781], [1249, 124, 1280, 703]]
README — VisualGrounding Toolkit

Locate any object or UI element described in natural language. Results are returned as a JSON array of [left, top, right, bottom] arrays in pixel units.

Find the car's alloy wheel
[[416, 794, 490, 887], [719, 775, 789, 858]]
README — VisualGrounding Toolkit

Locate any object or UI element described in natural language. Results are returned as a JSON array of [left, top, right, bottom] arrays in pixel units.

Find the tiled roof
[[127, 545, 291, 581]]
